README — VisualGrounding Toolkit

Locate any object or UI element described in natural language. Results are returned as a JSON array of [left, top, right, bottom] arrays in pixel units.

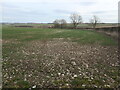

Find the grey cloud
[[3, 3, 19, 9], [92, 11, 107, 14], [54, 9, 75, 14], [92, 10, 117, 14], [78, 2, 96, 6]]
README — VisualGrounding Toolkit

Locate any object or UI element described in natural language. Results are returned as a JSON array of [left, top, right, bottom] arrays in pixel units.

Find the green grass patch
[[2, 25, 117, 46]]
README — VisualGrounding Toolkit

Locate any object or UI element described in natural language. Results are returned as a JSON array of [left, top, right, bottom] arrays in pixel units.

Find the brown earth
[[2, 39, 119, 88]]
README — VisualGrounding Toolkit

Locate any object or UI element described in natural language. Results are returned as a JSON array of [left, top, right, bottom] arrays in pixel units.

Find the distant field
[[4, 23, 118, 28], [2, 25, 119, 88]]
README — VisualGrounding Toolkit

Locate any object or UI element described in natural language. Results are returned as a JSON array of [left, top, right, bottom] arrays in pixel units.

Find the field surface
[[2, 25, 119, 88]]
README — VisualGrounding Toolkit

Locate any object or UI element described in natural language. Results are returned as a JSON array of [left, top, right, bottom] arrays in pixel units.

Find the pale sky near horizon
[[1, 0, 119, 23]]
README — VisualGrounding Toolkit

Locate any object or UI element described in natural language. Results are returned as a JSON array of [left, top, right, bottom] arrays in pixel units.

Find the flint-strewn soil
[[3, 38, 119, 88]]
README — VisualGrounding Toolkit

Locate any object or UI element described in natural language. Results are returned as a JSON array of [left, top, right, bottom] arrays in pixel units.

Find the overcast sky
[[1, 0, 119, 23]]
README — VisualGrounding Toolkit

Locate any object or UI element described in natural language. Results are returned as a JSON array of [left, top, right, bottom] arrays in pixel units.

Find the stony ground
[[2, 38, 119, 88]]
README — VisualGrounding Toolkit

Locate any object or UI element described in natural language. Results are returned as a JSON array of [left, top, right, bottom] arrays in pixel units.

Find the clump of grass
[[16, 80, 30, 88]]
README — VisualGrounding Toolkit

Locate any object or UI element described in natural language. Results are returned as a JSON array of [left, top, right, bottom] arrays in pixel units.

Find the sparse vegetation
[[2, 25, 119, 88]]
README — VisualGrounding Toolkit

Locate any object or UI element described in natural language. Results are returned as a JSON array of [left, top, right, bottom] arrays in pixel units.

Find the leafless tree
[[60, 19, 67, 28], [53, 19, 67, 28], [90, 15, 100, 29], [53, 19, 60, 28], [70, 13, 82, 28]]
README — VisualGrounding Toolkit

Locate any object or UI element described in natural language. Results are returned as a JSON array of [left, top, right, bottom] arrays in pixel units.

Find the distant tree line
[[53, 13, 100, 29]]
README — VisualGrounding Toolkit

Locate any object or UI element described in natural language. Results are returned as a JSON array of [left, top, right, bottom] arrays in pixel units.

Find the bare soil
[[3, 39, 119, 88]]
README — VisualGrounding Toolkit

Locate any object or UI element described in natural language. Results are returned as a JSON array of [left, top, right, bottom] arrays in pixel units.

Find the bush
[[53, 19, 67, 28]]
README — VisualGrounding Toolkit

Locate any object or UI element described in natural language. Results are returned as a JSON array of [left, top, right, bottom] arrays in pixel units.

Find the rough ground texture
[[3, 38, 119, 88]]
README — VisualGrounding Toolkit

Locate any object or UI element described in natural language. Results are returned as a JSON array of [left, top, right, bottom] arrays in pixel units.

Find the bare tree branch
[[70, 13, 82, 29], [90, 15, 100, 29]]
